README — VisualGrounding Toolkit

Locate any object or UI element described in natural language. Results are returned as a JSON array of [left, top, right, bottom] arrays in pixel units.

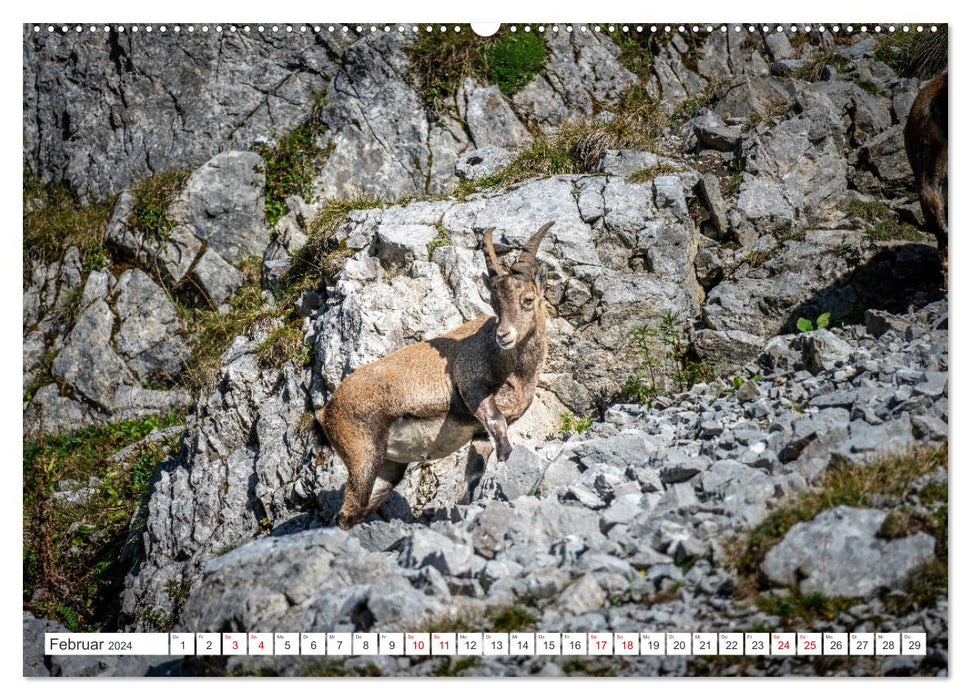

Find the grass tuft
[[845, 199, 926, 243], [128, 171, 189, 241], [490, 600, 539, 632], [257, 95, 329, 227], [24, 172, 114, 272]]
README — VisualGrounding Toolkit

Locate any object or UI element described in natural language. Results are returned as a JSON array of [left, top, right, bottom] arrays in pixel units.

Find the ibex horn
[[517, 221, 554, 268], [482, 228, 503, 278]]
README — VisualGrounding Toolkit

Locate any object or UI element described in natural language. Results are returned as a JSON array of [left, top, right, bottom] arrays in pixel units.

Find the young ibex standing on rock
[[320, 222, 554, 529], [905, 72, 948, 273]]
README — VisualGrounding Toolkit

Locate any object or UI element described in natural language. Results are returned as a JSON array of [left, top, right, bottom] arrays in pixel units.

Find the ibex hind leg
[[335, 433, 389, 530], [362, 461, 409, 518], [926, 154, 949, 279]]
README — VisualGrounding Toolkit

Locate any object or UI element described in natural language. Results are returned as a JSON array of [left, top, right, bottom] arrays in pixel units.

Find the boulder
[[168, 151, 269, 264], [762, 506, 936, 597]]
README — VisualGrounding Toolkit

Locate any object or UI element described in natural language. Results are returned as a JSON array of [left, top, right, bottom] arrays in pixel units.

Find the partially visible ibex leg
[[362, 460, 408, 517], [468, 394, 512, 463], [334, 429, 389, 530], [460, 435, 494, 504], [919, 152, 949, 275]]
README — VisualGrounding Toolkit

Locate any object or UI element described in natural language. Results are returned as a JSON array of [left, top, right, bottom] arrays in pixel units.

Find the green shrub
[[624, 314, 713, 403], [484, 31, 546, 95], [409, 26, 546, 112], [559, 413, 593, 434]]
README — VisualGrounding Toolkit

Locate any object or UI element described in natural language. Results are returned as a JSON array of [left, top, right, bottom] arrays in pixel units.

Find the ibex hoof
[[335, 511, 356, 530], [497, 441, 513, 463]]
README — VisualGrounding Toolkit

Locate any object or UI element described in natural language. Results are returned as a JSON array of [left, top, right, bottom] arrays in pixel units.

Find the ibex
[[904, 72, 948, 273], [319, 222, 554, 529]]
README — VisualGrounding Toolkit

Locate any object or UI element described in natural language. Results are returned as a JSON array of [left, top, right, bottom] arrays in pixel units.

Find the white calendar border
[[7, 0, 963, 698]]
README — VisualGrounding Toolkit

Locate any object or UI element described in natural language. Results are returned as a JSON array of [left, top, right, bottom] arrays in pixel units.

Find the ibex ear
[[534, 263, 548, 293], [481, 271, 494, 291]]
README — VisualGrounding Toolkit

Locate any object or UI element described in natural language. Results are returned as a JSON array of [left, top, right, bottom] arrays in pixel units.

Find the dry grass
[[458, 85, 668, 193]]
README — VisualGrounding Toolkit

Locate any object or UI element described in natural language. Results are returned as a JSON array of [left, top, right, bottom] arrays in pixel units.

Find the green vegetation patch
[[490, 599, 539, 632], [409, 26, 546, 112], [129, 170, 189, 241], [256, 321, 311, 368], [485, 31, 547, 95], [426, 223, 452, 258], [623, 313, 714, 404], [24, 171, 114, 272], [257, 96, 330, 227], [845, 199, 926, 243], [559, 413, 593, 434], [23, 413, 184, 631], [757, 591, 860, 628]]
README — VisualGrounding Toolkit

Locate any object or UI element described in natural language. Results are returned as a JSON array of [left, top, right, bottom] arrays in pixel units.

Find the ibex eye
[[522, 297, 534, 308]]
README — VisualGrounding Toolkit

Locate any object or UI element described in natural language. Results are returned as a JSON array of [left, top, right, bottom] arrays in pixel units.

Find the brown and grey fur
[[320, 222, 554, 529], [904, 72, 948, 275]]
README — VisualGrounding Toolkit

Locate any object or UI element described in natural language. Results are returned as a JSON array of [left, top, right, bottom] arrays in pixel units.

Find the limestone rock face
[[24, 27, 348, 201], [24, 252, 191, 436]]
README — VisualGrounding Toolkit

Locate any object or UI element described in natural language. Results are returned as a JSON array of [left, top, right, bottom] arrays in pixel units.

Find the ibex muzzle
[[320, 222, 554, 529]]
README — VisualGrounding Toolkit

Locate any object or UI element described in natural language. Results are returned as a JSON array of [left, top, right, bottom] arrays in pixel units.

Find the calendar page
[[22, 16, 949, 680]]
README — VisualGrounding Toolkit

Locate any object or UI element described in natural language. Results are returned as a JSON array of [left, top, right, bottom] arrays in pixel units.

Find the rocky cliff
[[23, 23, 947, 677]]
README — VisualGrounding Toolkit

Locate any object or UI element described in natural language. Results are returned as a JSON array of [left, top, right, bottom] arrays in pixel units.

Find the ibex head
[[481, 222, 553, 350]]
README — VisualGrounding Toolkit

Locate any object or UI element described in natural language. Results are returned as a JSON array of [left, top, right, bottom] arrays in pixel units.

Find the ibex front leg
[[461, 435, 494, 504], [468, 393, 513, 463]]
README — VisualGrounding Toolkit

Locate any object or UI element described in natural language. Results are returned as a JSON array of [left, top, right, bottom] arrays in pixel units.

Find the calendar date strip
[[45, 631, 927, 657]]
